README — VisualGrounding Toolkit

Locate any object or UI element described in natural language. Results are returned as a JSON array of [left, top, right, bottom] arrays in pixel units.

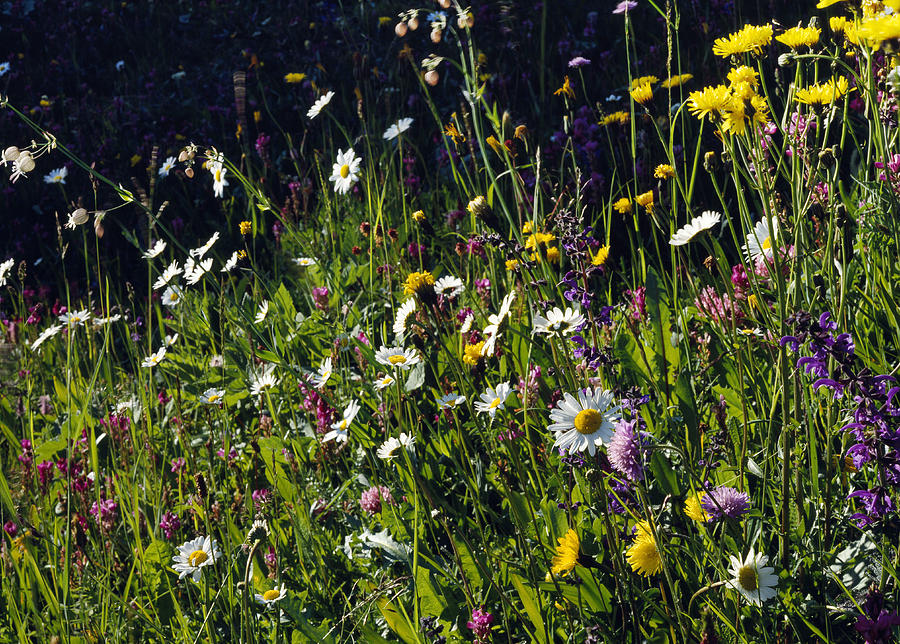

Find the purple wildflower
[[467, 607, 494, 643], [159, 511, 181, 539], [855, 586, 900, 644], [568, 56, 591, 68], [360, 485, 394, 515], [701, 486, 750, 521], [312, 286, 330, 311], [607, 419, 645, 481], [613, 0, 637, 14]]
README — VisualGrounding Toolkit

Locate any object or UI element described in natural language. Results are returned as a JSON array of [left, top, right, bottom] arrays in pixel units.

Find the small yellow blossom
[[712, 24, 774, 58], [590, 245, 610, 267], [404, 271, 435, 297], [857, 14, 900, 45], [505, 259, 520, 271], [412, 210, 425, 222], [551, 529, 580, 576], [627, 521, 662, 577], [444, 121, 466, 145], [776, 25, 821, 49], [524, 231, 556, 250], [239, 220, 252, 235], [613, 197, 633, 214], [545, 247, 560, 263], [599, 111, 630, 126], [661, 73, 693, 89], [727, 66, 759, 89], [685, 493, 710, 523], [630, 83, 654, 105], [284, 72, 307, 83], [521, 221, 534, 234], [463, 342, 485, 365], [794, 76, 850, 106], [630, 75, 658, 89], [688, 84, 732, 120], [554, 75, 575, 99], [486, 135, 504, 155], [654, 164, 675, 179], [635, 190, 654, 211]]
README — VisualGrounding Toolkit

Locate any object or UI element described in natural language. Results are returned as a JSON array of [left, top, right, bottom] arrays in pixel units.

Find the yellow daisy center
[[188, 550, 208, 567], [388, 354, 407, 365], [263, 589, 281, 601], [762, 236, 772, 251], [489, 397, 503, 409], [574, 409, 603, 435], [340, 164, 350, 178], [738, 565, 758, 591]]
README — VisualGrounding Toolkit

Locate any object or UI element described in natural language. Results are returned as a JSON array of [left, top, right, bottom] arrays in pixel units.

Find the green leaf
[[405, 362, 425, 392], [511, 574, 548, 643], [416, 566, 449, 619]]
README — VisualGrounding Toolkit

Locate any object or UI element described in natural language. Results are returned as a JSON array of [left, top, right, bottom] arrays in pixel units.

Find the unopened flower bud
[[777, 52, 795, 68]]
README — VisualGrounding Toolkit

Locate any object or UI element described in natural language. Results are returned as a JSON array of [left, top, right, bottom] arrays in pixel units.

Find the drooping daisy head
[[434, 275, 465, 298], [436, 392, 466, 410], [393, 299, 417, 340], [200, 388, 226, 405], [383, 117, 413, 140], [374, 346, 420, 370], [307, 90, 335, 119], [172, 535, 221, 582], [374, 374, 396, 390], [669, 211, 721, 246], [726, 547, 777, 605], [323, 400, 361, 443], [548, 388, 620, 457]]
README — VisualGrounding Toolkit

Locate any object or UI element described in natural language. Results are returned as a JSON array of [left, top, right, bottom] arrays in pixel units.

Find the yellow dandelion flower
[[600, 111, 630, 126], [830, 16, 850, 34], [685, 493, 710, 523], [721, 97, 750, 136], [661, 73, 693, 89], [444, 121, 466, 145], [857, 14, 900, 45], [551, 529, 580, 576], [613, 197, 633, 214], [590, 245, 610, 267], [635, 190, 654, 211], [630, 83, 654, 105], [524, 232, 557, 250], [688, 84, 732, 120], [776, 25, 821, 49], [712, 23, 773, 58], [627, 521, 662, 577], [654, 164, 675, 179], [554, 75, 575, 99], [505, 259, 520, 271], [403, 271, 435, 297], [817, 0, 845, 7], [730, 81, 756, 102], [239, 220, 252, 235], [545, 246, 560, 263], [463, 341, 485, 366], [284, 72, 307, 83], [794, 76, 850, 106], [631, 75, 658, 89], [486, 135, 504, 156], [727, 66, 759, 89], [412, 210, 425, 222]]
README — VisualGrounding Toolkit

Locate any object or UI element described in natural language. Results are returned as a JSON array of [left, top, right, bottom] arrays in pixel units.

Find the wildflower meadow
[[3, 0, 900, 641]]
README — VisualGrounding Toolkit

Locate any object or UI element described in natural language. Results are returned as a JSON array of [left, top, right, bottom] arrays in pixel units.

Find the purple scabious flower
[[613, 0, 637, 14], [701, 486, 750, 521], [607, 419, 644, 481], [568, 56, 591, 68], [467, 608, 494, 643]]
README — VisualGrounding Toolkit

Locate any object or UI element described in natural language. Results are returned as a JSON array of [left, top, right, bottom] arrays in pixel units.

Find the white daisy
[[255, 583, 288, 607], [255, 300, 269, 324], [185, 258, 213, 285], [548, 388, 620, 456], [93, 314, 122, 326], [210, 162, 228, 198], [43, 166, 68, 184], [323, 400, 360, 443], [383, 117, 414, 140], [374, 374, 395, 390], [743, 218, 778, 263], [221, 251, 240, 272], [59, 309, 91, 328], [311, 357, 332, 389], [293, 257, 317, 267], [190, 232, 220, 258], [377, 437, 402, 460], [158, 156, 177, 178], [532, 306, 585, 337], [329, 148, 361, 194], [460, 314, 474, 334], [249, 367, 278, 396], [726, 547, 778, 606], [172, 535, 221, 582], [374, 346, 420, 370], [154, 259, 182, 290], [162, 285, 183, 307], [481, 292, 516, 356], [30, 324, 63, 351], [164, 333, 179, 347], [474, 383, 512, 421], [434, 275, 465, 298], [393, 299, 417, 339], [307, 90, 335, 119], [436, 392, 466, 410], [141, 346, 167, 368], [398, 432, 415, 451], [669, 210, 721, 246], [0, 62, 9, 77], [142, 240, 167, 259], [0, 258, 14, 286], [199, 388, 226, 404]]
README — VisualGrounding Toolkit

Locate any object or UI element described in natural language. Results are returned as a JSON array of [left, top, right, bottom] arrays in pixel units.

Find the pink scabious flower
[[467, 608, 494, 643], [359, 485, 394, 515], [701, 486, 750, 521], [607, 419, 644, 481], [695, 286, 740, 324]]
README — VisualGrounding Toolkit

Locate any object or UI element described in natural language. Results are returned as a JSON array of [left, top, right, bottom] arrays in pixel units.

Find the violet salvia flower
[[607, 419, 644, 481], [700, 486, 750, 521], [855, 585, 900, 644], [467, 607, 494, 643]]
